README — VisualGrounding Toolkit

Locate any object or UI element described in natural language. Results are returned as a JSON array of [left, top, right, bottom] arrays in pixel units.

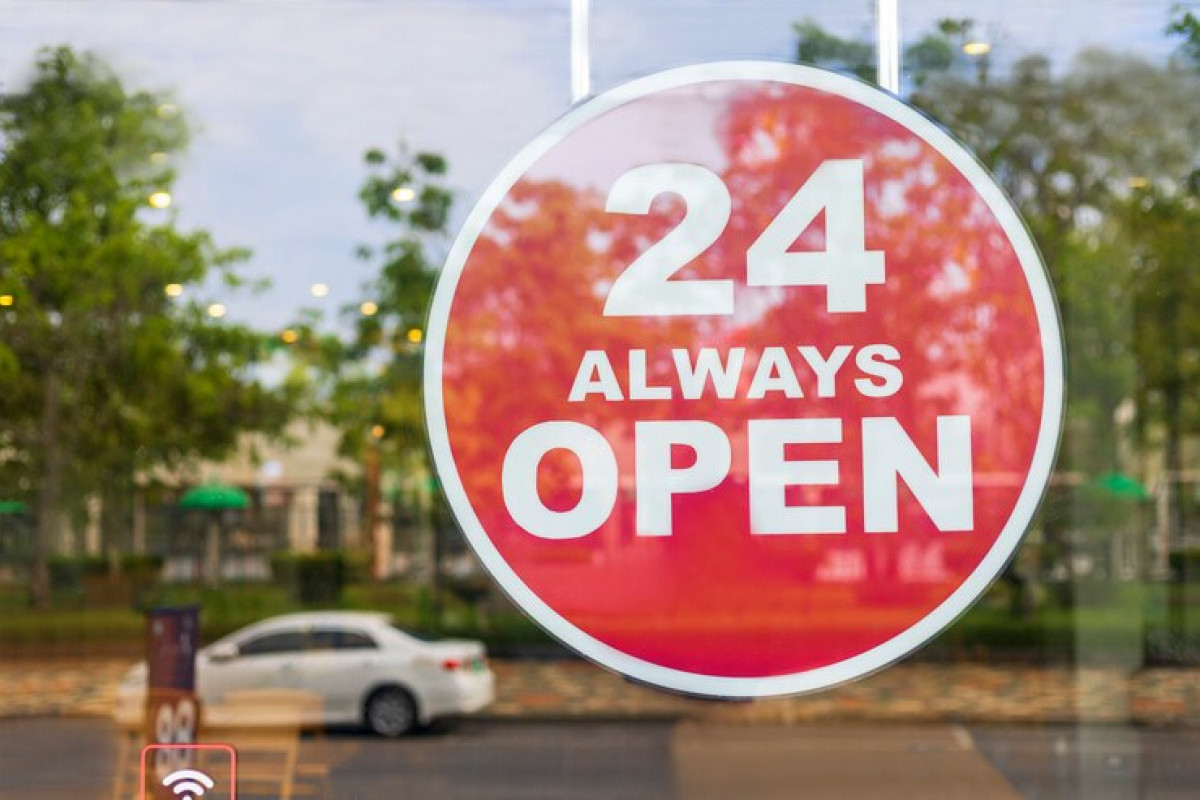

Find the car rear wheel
[[365, 687, 418, 737]]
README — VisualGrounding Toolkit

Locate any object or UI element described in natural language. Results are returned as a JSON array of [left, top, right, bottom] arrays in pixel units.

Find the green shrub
[[1048, 579, 1121, 609], [47, 555, 108, 590], [272, 551, 348, 607], [1168, 549, 1200, 580], [445, 575, 491, 605], [269, 551, 296, 585], [119, 554, 164, 574], [341, 551, 371, 584]]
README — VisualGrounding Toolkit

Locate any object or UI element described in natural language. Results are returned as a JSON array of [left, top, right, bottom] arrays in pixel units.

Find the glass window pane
[[238, 631, 307, 657]]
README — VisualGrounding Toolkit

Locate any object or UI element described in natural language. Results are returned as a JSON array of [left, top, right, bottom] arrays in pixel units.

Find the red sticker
[[426, 63, 1063, 697]]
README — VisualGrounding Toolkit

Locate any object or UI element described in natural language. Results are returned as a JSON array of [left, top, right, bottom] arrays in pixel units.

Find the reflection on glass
[[0, 2, 1198, 799]]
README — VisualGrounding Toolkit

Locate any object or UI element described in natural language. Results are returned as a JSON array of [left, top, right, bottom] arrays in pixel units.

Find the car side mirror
[[209, 642, 239, 662]]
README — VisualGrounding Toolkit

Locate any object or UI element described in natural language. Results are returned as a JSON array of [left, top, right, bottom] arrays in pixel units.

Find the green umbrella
[[1095, 472, 1150, 500], [179, 483, 249, 510], [0, 500, 28, 515], [180, 483, 248, 585]]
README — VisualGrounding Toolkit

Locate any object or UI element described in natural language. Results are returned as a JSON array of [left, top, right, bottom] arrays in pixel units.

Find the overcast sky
[[0, 0, 1182, 331]]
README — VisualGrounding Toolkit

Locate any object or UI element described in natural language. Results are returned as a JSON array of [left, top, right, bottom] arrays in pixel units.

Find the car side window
[[338, 630, 378, 650], [309, 627, 378, 651], [237, 630, 307, 657]]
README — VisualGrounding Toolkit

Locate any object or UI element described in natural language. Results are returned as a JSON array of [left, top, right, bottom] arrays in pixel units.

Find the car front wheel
[[365, 687, 418, 737]]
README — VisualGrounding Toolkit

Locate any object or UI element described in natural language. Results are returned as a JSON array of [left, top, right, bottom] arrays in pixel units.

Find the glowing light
[[963, 41, 992, 56], [310, 283, 329, 298], [0, 295, 12, 307], [360, 301, 379, 316], [391, 186, 416, 203], [148, 191, 172, 209], [406, 327, 423, 344], [164, 284, 183, 298], [206, 303, 226, 319], [281, 329, 299, 344]]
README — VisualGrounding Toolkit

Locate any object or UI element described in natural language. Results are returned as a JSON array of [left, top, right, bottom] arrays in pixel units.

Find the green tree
[[1126, 185, 1200, 532], [0, 47, 293, 605], [793, 18, 875, 81], [908, 23, 1200, 588], [1147, 1, 1200, 605], [794, 17, 984, 88], [342, 145, 451, 455], [792, 17, 1200, 606], [285, 144, 453, 580]]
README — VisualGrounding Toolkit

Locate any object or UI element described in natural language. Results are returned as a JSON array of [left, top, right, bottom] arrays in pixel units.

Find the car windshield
[[2, 2, 1200, 799]]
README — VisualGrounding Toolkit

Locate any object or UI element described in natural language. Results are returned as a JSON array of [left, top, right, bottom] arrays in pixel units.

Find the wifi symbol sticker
[[163, 768, 215, 799], [140, 744, 236, 800]]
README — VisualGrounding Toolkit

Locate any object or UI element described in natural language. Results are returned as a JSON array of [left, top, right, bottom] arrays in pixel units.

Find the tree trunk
[[365, 442, 382, 578], [29, 371, 63, 609], [1165, 378, 1185, 643], [101, 473, 133, 567], [1161, 259, 1185, 643], [203, 516, 220, 586]]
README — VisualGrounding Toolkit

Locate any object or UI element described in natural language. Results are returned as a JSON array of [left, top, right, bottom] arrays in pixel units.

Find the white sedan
[[116, 611, 495, 736]]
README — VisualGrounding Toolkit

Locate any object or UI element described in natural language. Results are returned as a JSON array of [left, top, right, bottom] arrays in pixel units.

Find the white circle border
[[424, 61, 1065, 699]]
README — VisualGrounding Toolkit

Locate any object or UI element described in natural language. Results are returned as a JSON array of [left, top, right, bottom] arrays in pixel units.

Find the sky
[[0, 0, 1184, 332]]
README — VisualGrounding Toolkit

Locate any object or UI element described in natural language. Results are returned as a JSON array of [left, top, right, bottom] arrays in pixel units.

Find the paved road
[[969, 725, 1200, 800], [3, 717, 1199, 799]]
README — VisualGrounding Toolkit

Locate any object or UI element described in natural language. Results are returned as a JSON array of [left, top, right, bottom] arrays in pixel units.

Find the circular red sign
[[426, 63, 1063, 697]]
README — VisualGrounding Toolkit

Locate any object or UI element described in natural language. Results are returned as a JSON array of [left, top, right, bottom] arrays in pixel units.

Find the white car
[[115, 611, 495, 737]]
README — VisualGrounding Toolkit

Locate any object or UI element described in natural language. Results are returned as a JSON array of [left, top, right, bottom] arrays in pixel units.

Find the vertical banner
[[145, 605, 200, 796]]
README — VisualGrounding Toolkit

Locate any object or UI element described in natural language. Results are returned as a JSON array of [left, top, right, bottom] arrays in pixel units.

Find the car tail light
[[441, 658, 463, 671]]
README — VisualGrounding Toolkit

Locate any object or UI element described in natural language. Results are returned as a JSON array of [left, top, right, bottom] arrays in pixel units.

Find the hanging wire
[[571, 0, 591, 103], [876, 0, 901, 93]]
